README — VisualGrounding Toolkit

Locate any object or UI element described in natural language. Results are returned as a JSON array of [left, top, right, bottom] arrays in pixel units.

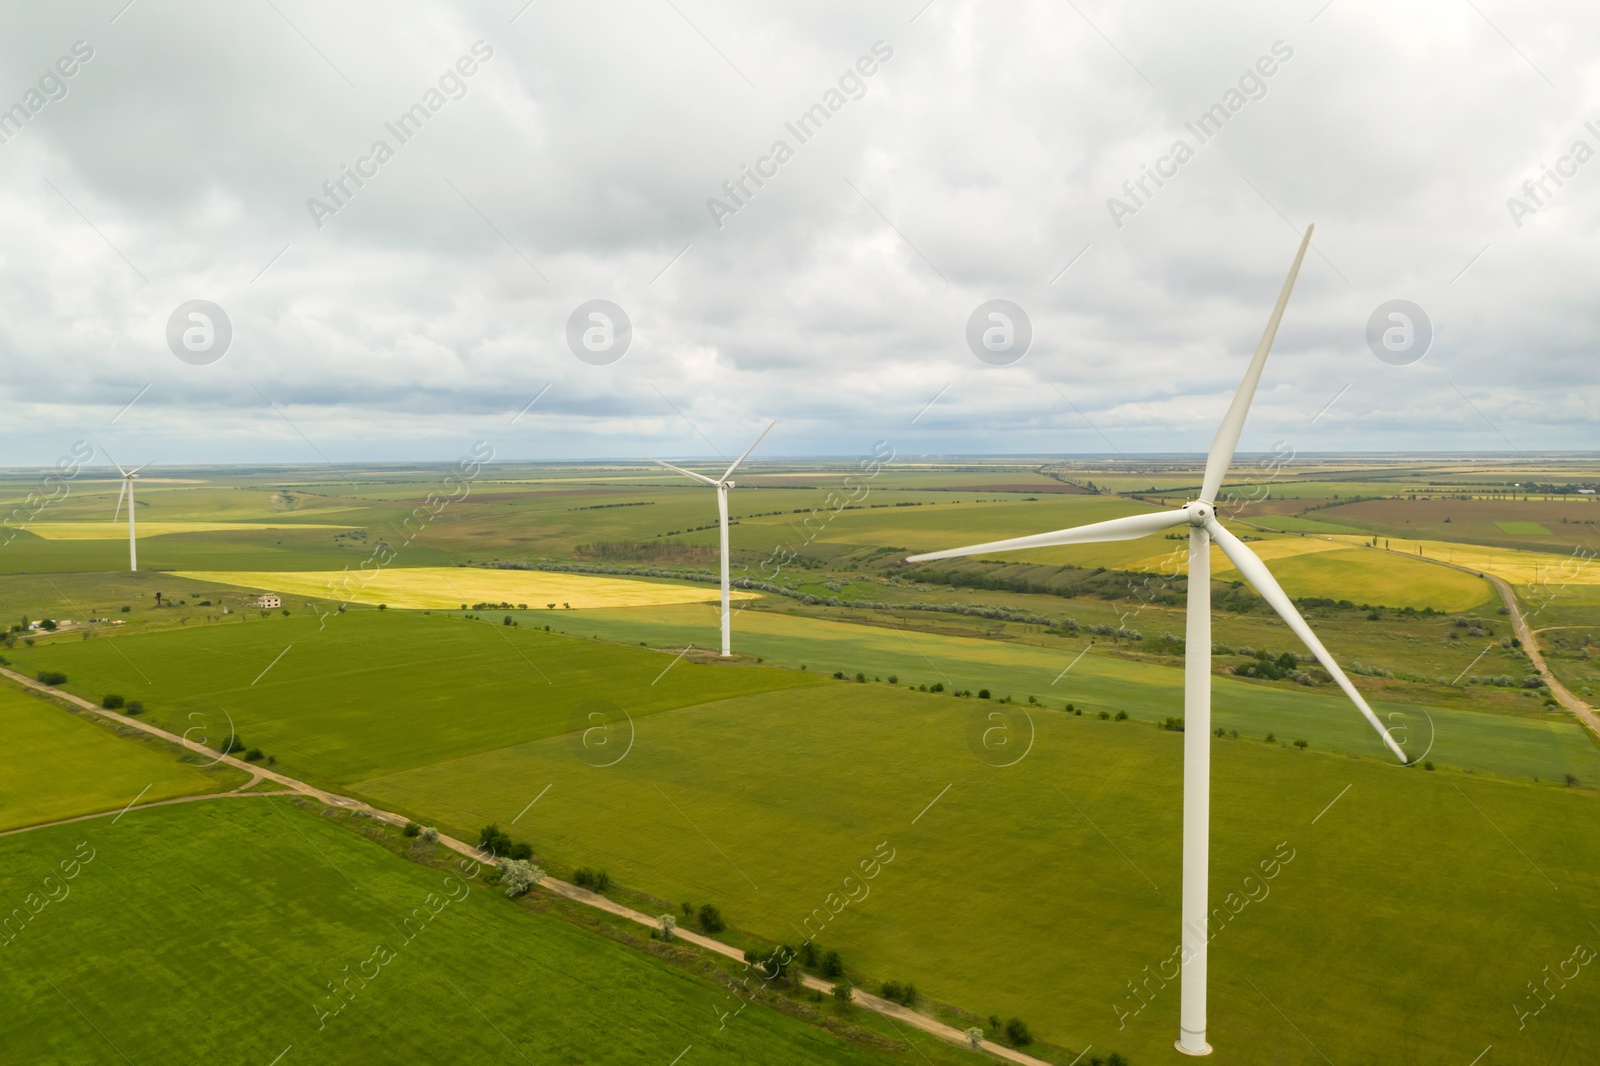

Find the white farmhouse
[[257, 594, 282, 609]]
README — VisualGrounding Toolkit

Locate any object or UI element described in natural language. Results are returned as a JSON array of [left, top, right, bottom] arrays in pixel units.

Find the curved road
[[0, 667, 1054, 1066]]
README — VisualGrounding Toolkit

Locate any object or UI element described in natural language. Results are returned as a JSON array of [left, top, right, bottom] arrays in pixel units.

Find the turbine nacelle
[[1182, 501, 1215, 526]]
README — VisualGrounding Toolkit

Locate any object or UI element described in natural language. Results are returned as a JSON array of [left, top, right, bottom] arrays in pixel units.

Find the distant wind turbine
[[652, 421, 775, 658], [904, 226, 1409, 1057], [106, 452, 153, 573]]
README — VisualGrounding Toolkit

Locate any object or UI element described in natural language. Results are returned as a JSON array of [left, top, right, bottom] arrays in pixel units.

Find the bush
[[402, 821, 421, 838], [1004, 1017, 1032, 1046], [978, 689, 991, 699], [821, 949, 844, 978], [244, 748, 265, 762], [125, 700, 143, 716], [879, 981, 916, 1006], [1161, 716, 1184, 731], [499, 859, 544, 898], [1098, 710, 1111, 720], [507, 841, 534, 861], [930, 682, 944, 693], [573, 868, 612, 892], [855, 672, 866, 683], [832, 982, 853, 1003], [1265, 732, 1276, 743], [1114, 710, 1128, 721], [218, 735, 245, 755], [37, 671, 67, 686], [1423, 761, 1435, 771], [1293, 739, 1309, 750], [120, 605, 130, 613], [420, 826, 439, 842], [698, 903, 725, 933], [833, 671, 845, 679], [101, 694, 125, 709], [479, 824, 514, 857]]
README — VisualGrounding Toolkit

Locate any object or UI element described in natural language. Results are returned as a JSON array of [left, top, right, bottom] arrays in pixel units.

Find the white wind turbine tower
[[905, 226, 1408, 1056], [106, 453, 153, 572], [652, 421, 775, 657]]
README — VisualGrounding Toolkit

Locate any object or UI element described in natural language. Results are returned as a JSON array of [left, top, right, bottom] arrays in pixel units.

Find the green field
[[0, 681, 239, 832], [348, 682, 1600, 1065], [0, 799, 977, 1064], [6, 457, 1600, 1062]]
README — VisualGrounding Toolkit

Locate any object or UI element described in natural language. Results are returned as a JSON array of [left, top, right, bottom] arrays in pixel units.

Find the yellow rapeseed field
[[173, 566, 755, 609]]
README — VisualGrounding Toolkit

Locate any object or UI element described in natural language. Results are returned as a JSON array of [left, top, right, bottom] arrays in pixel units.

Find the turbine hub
[[1183, 501, 1212, 526]]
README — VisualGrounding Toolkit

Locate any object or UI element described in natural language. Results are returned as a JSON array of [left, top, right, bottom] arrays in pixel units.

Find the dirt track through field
[[0, 666, 1054, 1066]]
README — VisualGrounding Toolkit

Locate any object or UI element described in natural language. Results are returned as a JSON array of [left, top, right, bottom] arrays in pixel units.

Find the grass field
[[0, 799, 978, 1064], [174, 566, 756, 610], [349, 683, 1600, 1065], [0, 681, 238, 832], [27, 521, 355, 539], [0, 612, 817, 787]]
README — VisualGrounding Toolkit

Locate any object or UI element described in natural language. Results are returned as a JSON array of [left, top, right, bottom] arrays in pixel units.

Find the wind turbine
[[106, 453, 152, 573], [904, 226, 1408, 1057], [652, 421, 775, 658]]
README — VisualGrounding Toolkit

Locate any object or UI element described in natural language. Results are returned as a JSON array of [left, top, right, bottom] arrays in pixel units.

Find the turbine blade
[[111, 480, 127, 524], [650, 458, 719, 487], [721, 420, 775, 483], [127, 460, 154, 475], [906, 509, 1187, 563], [1206, 518, 1410, 763], [102, 448, 128, 478], [1199, 225, 1314, 504]]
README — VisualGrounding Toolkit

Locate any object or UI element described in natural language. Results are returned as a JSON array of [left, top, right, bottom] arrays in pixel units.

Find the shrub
[[698, 903, 725, 933], [887, 675, 897, 684], [855, 672, 866, 683], [833, 671, 846, 679], [420, 826, 439, 842], [832, 982, 852, 1003], [507, 841, 534, 861], [821, 949, 844, 978], [1098, 710, 1111, 720], [1004, 1017, 1032, 1046], [37, 671, 67, 686], [402, 821, 421, 838], [125, 700, 143, 715], [1114, 710, 1128, 721], [1161, 717, 1184, 731], [1293, 739, 1309, 750], [573, 868, 612, 892], [120, 605, 130, 613], [1265, 732, 1276, 743], [930, 682, 944, 693], [479, 824, 514, 857], [218, 735, 245, 755], [879, 981, 916, 1006], [101, 694, 125, 709], [1566, 773, 1580, 787], [499, 859, 544, 898], [244, 748, 265, 762], [978, 689, 991, 699]]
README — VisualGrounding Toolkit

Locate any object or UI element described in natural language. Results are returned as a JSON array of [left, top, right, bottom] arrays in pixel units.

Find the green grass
[[1, 611, 817, 787], [349, 683, 1600, 1065], [567, 605, 1598, 781], [0, 681, 235, 832], [0, 799, 978, 1064], [1498, 521, 1554, 535]]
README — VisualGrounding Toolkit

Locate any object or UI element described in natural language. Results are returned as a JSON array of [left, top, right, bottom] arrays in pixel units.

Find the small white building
[[257, 594, 282, 609]]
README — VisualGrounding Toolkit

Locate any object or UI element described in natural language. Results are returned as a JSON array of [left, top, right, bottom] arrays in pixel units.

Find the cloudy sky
[[0, 0, 1595, 466]]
